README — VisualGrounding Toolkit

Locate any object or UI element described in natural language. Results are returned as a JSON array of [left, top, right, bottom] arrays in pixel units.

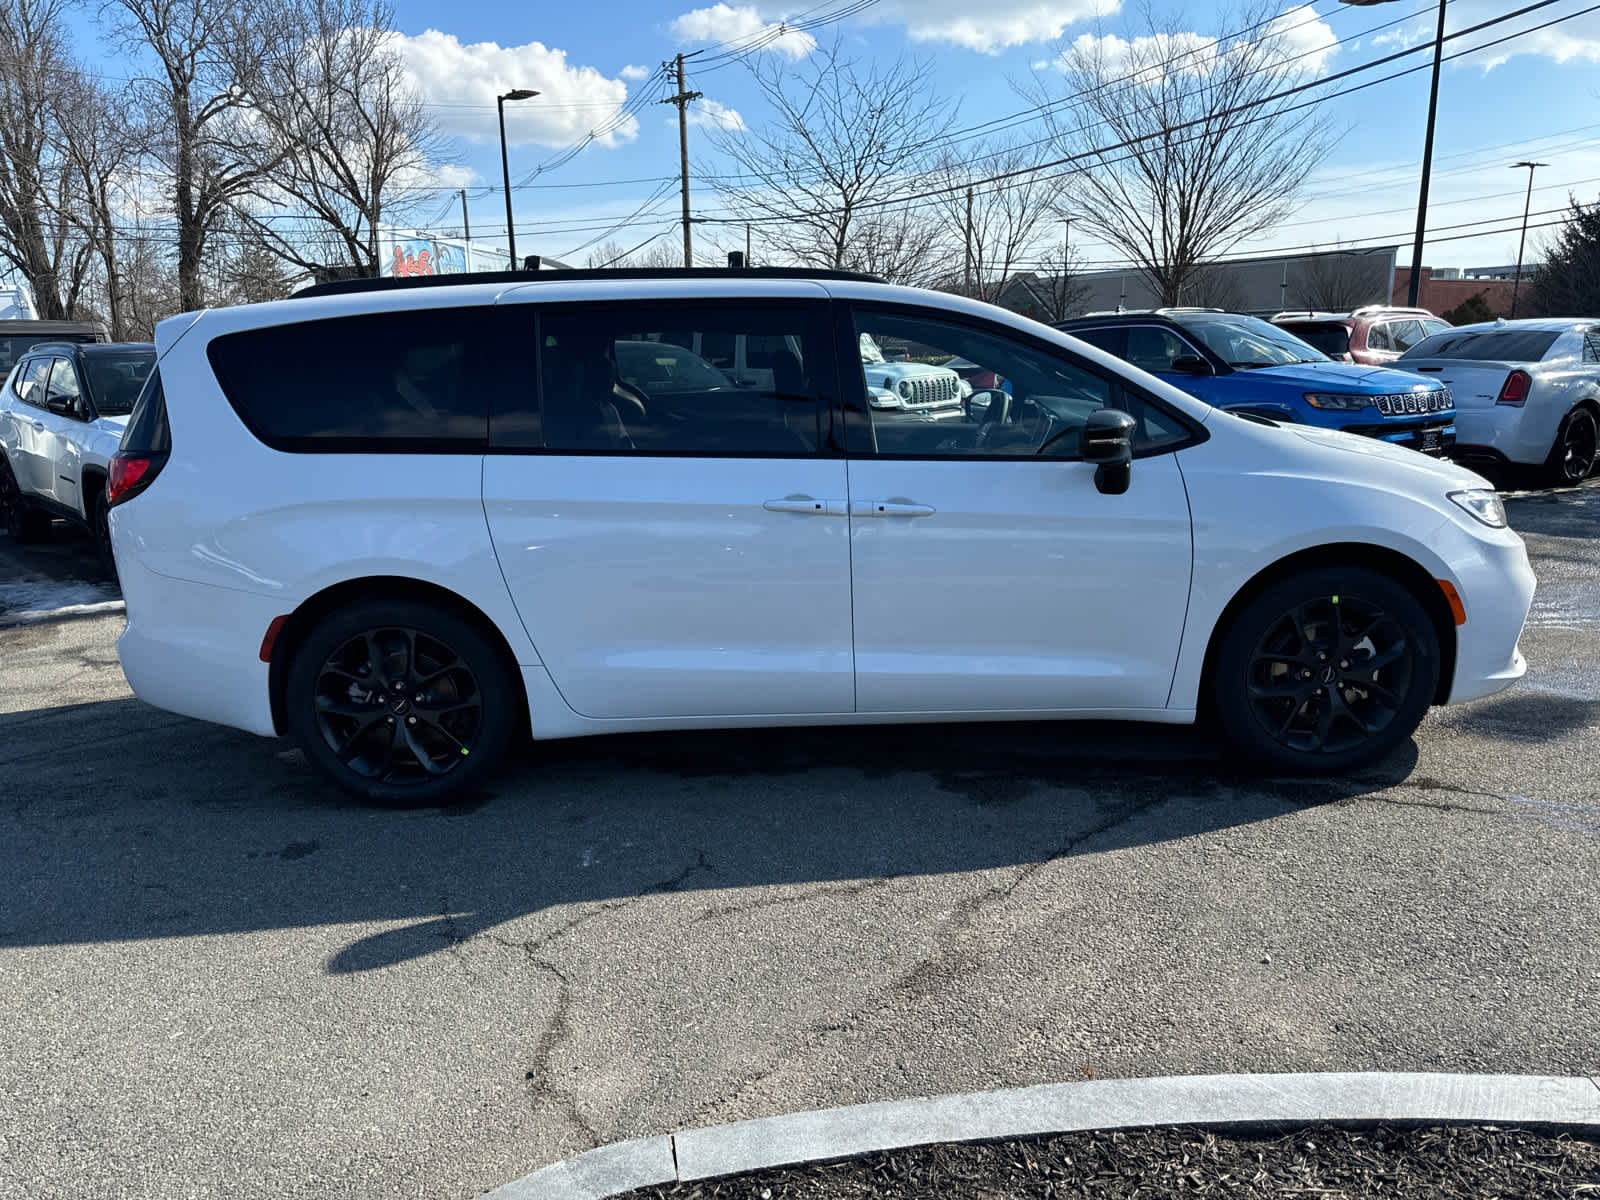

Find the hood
[[1243, 360, 1444, 394], [868, 361, 957, 380]]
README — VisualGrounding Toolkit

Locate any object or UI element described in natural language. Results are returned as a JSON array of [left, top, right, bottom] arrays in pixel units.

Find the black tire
[[0, 455, 50, 543], [284, 599, 517, 807], [1212, 566, 1440, 774], [1545, 406, 1598, 487]]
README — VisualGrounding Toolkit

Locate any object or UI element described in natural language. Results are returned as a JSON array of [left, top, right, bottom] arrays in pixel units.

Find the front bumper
[[1445, 527, 1536, 705]]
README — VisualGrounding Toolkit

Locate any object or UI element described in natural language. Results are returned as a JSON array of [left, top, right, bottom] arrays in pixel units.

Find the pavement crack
[[646, 848, 715, 894], [691, 877, 892, 924]]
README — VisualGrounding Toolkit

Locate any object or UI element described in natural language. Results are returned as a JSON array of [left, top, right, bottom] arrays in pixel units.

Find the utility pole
[[1059, 218, 1071, 321], [746, 222, 751, 269], [1510, 160, 1548, 319], [963, 187, 974, 294], [661, 54, 702, 268], [459, 189, 470, 243]]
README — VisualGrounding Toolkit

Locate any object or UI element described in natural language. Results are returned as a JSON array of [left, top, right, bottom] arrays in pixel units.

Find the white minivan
[[108, 268, 1535, 806]]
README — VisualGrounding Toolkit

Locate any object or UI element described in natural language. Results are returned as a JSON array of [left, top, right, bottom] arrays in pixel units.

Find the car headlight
[[958, 378, 972, 398], [1448, 488, 1507, 528], [1303, 392, 1376, 411], [897, 380, 912, 398]]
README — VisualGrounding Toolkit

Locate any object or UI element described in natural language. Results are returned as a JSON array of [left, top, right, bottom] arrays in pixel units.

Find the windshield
[[1278, 322, 1350, 358], [614, 341, 731, 392], [83, 351, 155, 416], [1177, 315, 1328, 368], [1400, 329, 1562, 363], [859, 332, 886, 364]]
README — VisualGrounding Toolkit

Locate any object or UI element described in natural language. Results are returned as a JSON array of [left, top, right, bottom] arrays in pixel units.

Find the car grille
[[1373, 388, 1452, 416], [908, 375, 960, 406]]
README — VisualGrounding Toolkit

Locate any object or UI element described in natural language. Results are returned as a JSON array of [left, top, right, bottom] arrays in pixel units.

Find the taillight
[[1497, 370, 1531, 406], [107, 450, 166, 507]]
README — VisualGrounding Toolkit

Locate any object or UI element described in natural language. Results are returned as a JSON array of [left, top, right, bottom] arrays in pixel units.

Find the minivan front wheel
[[285, 599, 516, 807], [1213, 567, 1439, 774]]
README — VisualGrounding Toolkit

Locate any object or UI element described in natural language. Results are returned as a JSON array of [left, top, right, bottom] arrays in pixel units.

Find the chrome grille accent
[[909, 374, 958, 406], [1373, 388, 1452, 416]]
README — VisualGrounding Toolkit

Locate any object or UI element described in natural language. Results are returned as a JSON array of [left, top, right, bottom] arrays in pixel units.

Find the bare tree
[[585, 236, 694, 269], [935, 143, 1056, 303], [55, 73, 145, 338], [110, 0, 278, 312], [234, 0, 444, 278], [1289, 247, 1392, 311], [1185, 263, 1248, 310], [0, 0, 96, 318], [702, 41, 956, 282], [1032, 240, 1091, 322], [1033, 2, 1334, 307]]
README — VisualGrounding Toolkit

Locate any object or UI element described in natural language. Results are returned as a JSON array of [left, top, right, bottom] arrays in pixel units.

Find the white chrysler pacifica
[[108, 269, 1535, 806]]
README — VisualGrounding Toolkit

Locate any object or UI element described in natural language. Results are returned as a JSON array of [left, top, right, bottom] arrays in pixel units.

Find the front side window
[[531, 305, 828, 455], [207, 307, 518, 451], [44, 357, 84, 417], [849, 307, 1191, 459], [1123, 325, 1196, 373]]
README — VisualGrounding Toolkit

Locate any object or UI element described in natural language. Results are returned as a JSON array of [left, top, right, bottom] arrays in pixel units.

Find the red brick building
[[1392, 269, 1519, 319]]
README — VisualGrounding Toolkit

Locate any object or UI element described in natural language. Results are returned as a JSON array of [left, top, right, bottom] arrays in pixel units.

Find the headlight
[[1304, 392, 1376, 411], [958, 378, 972, 398], [1448, 488, 1507, 528], [897, 380, 912, 398]]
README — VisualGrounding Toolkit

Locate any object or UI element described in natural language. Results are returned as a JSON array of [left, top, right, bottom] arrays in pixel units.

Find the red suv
[[1271, 306, 1450, 366]]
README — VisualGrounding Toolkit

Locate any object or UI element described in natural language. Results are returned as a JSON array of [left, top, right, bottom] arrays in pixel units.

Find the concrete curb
[[479, 1072, 1600, 1200]]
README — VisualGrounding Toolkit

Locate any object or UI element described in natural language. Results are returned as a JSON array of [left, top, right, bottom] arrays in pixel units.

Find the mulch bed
[[623, 1124, 1600, 1198]]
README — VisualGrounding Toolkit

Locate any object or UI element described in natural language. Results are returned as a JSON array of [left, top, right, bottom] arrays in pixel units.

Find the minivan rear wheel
[[285, 599, 516, 807], [1213, 566, 1439, 774]]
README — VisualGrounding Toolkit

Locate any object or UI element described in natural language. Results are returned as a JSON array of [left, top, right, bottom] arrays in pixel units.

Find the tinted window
[[1400, 329, 1562, 363], [207, 307, 519, 451], [1388, 319, 1427, 351], [1279, 322, 1350, 357], [852, 308, 1190, 459], [1366, 323, 1392, 351], [1123, 325, 1196, 373], [530, 305, 829, 455], [1583, 331, 1600, 363], [83, 351, 155, 416], [1062, 325, 1125, 357], [120, 367, 169, 456], [13, 358, 50, 407]]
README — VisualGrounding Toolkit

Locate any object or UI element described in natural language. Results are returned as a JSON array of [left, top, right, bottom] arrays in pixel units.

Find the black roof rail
[[293, 266, 886, 300]]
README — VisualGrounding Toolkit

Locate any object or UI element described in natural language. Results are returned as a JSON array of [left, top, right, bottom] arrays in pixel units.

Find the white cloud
[[1372, 0, 1600, 67], [873, 0, 1117, 54], [671, 5, 817, 60], [619, 63, 651, 81], [687, 97, 746, 131], [392, 161, 479, 193], [1258, 5, 1337, 74], [389, 31, 638, 149]]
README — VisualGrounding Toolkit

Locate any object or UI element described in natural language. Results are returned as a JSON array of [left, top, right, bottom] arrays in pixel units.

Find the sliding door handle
[[851, 500, 936, 518]]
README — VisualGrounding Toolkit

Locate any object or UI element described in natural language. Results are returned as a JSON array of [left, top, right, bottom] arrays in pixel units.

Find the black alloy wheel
[[286, 600, 516, 806], [1549, 406, 1598, 487], [1214, 567, 1439, 774]]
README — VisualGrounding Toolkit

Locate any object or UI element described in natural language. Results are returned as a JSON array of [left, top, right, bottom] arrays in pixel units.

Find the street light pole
[[497, 89, 540, 270], [1510, 160, 1547, 319], [1340, 0, 1446, 307]]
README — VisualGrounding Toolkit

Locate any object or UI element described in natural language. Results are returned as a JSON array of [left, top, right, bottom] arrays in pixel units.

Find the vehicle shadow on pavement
[[1, 697, 1419, 972]]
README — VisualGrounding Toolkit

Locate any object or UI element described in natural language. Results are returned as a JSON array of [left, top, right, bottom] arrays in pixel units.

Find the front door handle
[[851, 500, 937, 518], [764, 496, 846, 516]]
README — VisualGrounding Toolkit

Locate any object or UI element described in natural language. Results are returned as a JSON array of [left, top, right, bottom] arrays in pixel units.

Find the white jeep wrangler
[[860, 333, 967, 419]]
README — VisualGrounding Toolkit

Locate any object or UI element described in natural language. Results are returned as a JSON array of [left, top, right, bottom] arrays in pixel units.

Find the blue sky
[[75, 0, 1600, 271]]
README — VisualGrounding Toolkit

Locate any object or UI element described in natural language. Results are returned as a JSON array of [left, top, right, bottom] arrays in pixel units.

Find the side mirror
[[45, 394, 74, 417], [1082, 409, 1136, 495], [1169, 355, 1212, 376]]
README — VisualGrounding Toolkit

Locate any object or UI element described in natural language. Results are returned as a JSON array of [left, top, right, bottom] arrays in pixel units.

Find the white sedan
[[1394, 319, 1600, 485]]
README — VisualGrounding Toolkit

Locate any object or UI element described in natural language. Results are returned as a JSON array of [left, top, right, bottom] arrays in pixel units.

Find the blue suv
[[1055, 309, 1456, 457]]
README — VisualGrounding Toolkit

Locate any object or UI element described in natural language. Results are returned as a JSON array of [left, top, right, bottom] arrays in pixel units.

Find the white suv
[[109, 269, 1535, 806], [0, 340, 155, 568]]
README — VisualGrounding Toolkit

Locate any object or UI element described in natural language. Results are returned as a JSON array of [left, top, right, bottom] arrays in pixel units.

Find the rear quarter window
[[206, 307, 525, 452]]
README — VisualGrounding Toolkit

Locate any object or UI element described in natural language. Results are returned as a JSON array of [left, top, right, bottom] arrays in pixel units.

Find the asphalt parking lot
[[2, 480, 1597, 1200]]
